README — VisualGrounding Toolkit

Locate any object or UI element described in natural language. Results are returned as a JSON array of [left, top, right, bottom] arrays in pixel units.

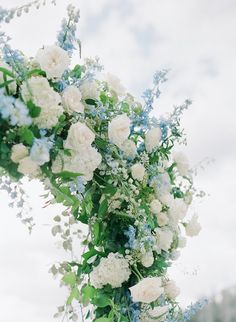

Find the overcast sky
[[1, 0, 236, 321]]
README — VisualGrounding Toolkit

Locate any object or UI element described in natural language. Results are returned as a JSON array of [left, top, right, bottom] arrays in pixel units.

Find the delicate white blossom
[[64, 121, 95, 151], [185, 214, 201, 237], [154, 228, 173, 253], [173, 151, 190, 177], [17, 156, 40, 177], [79, 80, 100, 100], [121, 139, 137, 158], [157, 212, 169, 227], [105, 72, 126, 96], [164, 280, 180, 299], [141, 251, 154, 268], [150, 199, 162, 215]]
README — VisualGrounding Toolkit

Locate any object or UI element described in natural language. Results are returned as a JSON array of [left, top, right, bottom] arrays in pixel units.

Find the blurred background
[[0, 0, 236, 321]]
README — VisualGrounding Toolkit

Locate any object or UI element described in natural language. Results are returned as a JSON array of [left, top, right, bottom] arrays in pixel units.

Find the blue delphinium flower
[[124, 225, 137, 249], [30, 136, 54, 166]]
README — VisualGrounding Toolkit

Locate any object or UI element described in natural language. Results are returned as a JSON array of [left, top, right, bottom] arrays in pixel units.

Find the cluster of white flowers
[[108, 114, 131, 147], [52, 121, 101, 181], [129, 277, 164, 303], [11, 143, 40, 177], [21, 76, 63, 129], [90, 253, 131, 288]]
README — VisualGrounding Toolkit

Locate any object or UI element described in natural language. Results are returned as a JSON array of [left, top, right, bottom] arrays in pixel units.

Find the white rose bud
[[164, 280, 180, 299], [121, 139, 137, 158], [131, 163, 145, 181], [18, 156, 40, 177], [108, 114, 131, 147], [11, 144, 29, 163], [157, 212, 169, 227], [145, 127, 162, 153], [185, 214, 201, 237], [35, 45, 70, 79], [129, 277, 164, 303], [141, 251, 154, 268], [150, 199, 162, 214], [62, 85, 84, 114]]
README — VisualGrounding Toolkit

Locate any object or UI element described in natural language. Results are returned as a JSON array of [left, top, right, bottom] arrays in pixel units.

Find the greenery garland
[[0, 2, 206, 322]]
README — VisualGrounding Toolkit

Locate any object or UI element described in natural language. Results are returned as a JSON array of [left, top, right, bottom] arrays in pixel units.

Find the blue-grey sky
[[1, 0, 236, 321]]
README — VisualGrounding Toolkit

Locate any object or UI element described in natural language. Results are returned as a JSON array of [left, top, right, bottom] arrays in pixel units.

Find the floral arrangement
[[0, 2, 206, 322]]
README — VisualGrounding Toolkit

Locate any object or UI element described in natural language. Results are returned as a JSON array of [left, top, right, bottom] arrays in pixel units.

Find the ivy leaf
[[98, 198, 108, 218], [18, 127, 34, 145], [27, 100, 41, 118], [81, 285, 96, 304], [63, 272, 77, 287], [93, 295, 111, 308]]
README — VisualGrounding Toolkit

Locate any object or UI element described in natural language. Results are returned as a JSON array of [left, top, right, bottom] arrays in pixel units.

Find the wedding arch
[[0, 1, 206, 321]]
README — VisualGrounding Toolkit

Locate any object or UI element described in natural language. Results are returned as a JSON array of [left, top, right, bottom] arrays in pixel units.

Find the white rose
[[141, 251, 154, 268], [108, 114, 131, 147], [154, 228, 173, 253], [173, 151, 190, 177], [21, 76, 63, 129], [0, 60, 17, 94], [121, 139, 137, 158], [129, 277, 164, 303], [145, 127, 162, 153], [35, 45, 70, 79], [64, 121, 95, 151], [168, 198, 188, 222], [131, 163, 145, 181], [11, 144, 29, 163], [150, 199, 162, 214], [185, 214, 201, 237], [164, 280, 180, 299], [105, 72, 126, 96], [79, 80, 100, 100], [157, 212, 169, 227], [62, 85, 84, 114], [18, 156, 40, 177]]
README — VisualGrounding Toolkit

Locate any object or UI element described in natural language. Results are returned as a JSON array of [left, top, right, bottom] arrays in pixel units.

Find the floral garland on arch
[[0, 2, 207, 322]]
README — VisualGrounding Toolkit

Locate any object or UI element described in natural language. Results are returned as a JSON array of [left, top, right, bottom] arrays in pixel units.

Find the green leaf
[[66, 287, 80, 305], [27, 100, 41, 118], [102, 185, 117, 196], [98, 198, 108, 218], [0, 67, 15, 78], [57, 171, 82, 179], [63, 272, 77, 287], [94, 317, 112, 322], [93, 295, 111, 308], [85, 98, 97, 106], [95, 137, 108, 150], [18, 127, 34, 145], [0, 79, 14, 89], [27, 69, 46, 78], [93, 221, 100, 244], [81, 285, 96, 304], [71, 64, 84, 78]]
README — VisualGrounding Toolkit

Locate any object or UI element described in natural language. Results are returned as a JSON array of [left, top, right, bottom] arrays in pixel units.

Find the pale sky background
[[0, 0, 236, 321]]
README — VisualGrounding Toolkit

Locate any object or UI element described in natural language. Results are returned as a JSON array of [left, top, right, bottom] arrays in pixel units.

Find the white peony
[[0, 60, 17, 94], [150, 199, 162, 215], [173, 151, 190, 177], [35, 45, 70, 79], [154, 228, 173, 253], [141, 251, 154, 268], [79, 80, 100, 100], [157, 212, 169, 227], [17, 156, 40, 177], [105, 72, 126, 96], [90, 253, 131, 288], [131, 163, 146, 181], [129, 277, 164, 303], [120, 139, 137, 158], [21, 76, 63, 129], [64, 121, 95, 151], [185, 214, 201, 237], [145, 127, 162, 153], [108, 114, 131, 147], [62, 85, 84, 114], [164, 280, 180, 299], [168, 198, 188, 222], [11, 144, 29, 163]]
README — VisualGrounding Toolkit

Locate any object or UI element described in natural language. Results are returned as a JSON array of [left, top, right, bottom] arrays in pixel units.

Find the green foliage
[[27, 100, 41, 118]]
